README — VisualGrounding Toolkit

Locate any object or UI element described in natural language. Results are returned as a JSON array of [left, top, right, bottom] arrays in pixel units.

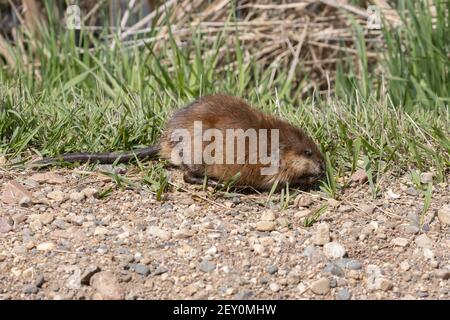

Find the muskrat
[[35, 94, 325, 190]]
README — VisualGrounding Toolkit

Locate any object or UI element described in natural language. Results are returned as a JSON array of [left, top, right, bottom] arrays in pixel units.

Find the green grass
[[0, 0, 448, 201]]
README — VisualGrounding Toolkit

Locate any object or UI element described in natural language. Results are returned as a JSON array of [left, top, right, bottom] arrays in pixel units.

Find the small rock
[[338, 205, 353, 213], [391, 237, 409, 247], [336, 288, 351, 300], [415, 234, 433, 248], [39, 212, 54, 225], [286, 271, 301, 285], [276, 217, 290, 228], [310, 277, 330, 295], [266, 265, 278, 275], [256, 221, 276, 232], [423, 248, 434, 260], [269, 282, 280, 292], [261, 210, 277, 221], [400, 261, 411, 271], [433, 269, 450, 280], [323, 263, 345, 277], [0, 217, 12, 233], [313, 222, 330, 245], [23, 284, 38, 294], [335, 258, 362, 270], [437, 205, 450, 226], [295, 195, 313, 207], [253, 244, 265, 254], [323, 242, 346, 260], [19, 196, 32, 207], [153, 266, 168, 276], [420, 172, 434, 184], [173, 229, 195, 239], [34, 274, 45, 288], [147, 226, 171, 240], [387, 189, 400, 199], [405, 187, 419, 196], [199, 260, 215, 273], [47, 190, 65, 202], [350, 169, 368, 184], [81, 265, 101, 285], [30, 173, 66, 184], [36, 242, 55, 251], [90, 271, 124, 300], [69, 192, 85, 202], [82, 187, 99, 198], [94, 226, 109, 236], [359, 204, 376, 214], [130, 264, 150, 276], [1, 181, 33, 205], [294, 210, 311, 219]]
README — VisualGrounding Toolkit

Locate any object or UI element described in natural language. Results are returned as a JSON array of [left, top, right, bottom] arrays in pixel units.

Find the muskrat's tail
[[32, 145, 161, 166]]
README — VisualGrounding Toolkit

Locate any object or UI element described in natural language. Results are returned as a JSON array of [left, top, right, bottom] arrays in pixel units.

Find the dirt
[[0, 165, 449, 300]]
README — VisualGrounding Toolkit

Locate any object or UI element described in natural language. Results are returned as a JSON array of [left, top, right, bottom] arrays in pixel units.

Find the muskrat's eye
[[304, 149, 312, 157]]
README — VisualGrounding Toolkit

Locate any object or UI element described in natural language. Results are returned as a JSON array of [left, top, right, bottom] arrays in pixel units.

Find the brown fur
[[159, 95, 325, 189]]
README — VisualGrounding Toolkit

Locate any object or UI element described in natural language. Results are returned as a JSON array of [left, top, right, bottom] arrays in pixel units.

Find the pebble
[[323, 242, 346, 260], [324, 263, 345, 277], [199, 260, 215, 273], [359, 204, 376, 214], [420, 172, 434, 184], [266, 265, 278, 275], [154, 266, 169, 276], [437, 205, 450, 226], [338, 205, 353, 213], [34, 274, 45, 288], [47, 190, 65, 202], [415, 234, 433, 248], [433, 269, 450, 280], [253, 244, 265, 254], [39, 212, 54, 225], [295, 195, 313, 207], [94, 226, 109, 236], [350, 169, 368, 184], [69, 192, 85, 202], [405, 187, 419, 196], [313, 222, 330, 245], [276, 217, 289, 228], [90, 271, 124, 300], [269, 282, 280, 292], [387, 189, 400, 199], [391, 237, 409, 247], [0, 217, 12, 233], [82, 187, 99, 198], [336, 288, 352, 300], [23, 284, 38, 294], [286, 271, 301, 285], [310, 277, 330, 295], [256, 221, 276, 232], [173, 229, 195, 239], [261, 210, 277, 221], [400, 261, 411, 272], [19, 196, 32, 207], [81, 265, 101, 285], [30, 173, 66, 184], [147, 226, 172, 240], [130, 263, 150, 276], [36, 242, 55, 251]]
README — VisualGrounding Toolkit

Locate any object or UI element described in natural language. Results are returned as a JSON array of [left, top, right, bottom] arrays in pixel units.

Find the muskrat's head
[[278, 128, 325, 187]]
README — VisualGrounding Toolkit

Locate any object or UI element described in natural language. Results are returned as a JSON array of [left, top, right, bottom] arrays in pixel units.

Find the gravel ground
[[0, 165, 449, 300]]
